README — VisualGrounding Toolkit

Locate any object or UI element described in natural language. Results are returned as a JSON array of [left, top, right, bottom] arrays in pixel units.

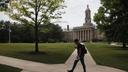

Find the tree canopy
[[7, 0, 65, 25], [94, 0, 128, 48], [0, 0, 9, 11]]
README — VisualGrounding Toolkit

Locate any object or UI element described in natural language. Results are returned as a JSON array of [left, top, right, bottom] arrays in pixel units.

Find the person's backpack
[[81, 44, 87, 54]]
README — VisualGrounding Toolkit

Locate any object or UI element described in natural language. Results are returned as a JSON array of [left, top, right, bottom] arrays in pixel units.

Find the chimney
[[67, 25, 69, 31]]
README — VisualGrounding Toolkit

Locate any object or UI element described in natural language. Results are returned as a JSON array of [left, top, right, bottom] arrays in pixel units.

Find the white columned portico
[[64, 5, 96, 42]]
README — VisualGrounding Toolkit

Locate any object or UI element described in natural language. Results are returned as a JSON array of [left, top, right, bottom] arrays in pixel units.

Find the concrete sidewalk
[[0, 55, 66, 72], [0, 49, 126, 72]]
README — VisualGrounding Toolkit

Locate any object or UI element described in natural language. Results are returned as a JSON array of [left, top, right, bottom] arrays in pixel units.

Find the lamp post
[[8, 22, 11, 43], [5, 0, 11, 43]]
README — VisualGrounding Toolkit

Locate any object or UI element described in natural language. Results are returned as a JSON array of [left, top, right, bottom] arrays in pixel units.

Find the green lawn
[[86, 42, 128, 71], [0, 43, 74, 64], [1, 42, 127, 71], [0, 64, 21, 72]]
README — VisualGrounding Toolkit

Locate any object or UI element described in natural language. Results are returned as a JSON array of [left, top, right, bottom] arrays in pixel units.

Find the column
[[89, 29, 91, 42], [85, 30, 87, 41], [75, 31, 77, 39], [80, 31, 81, 41], [90, 29, 92, 42], [82, 30, 84, 41], [73, 31, 74, 41], [86, 30, 88, 41], [75, 31, 76, 39], [72, 31, 74, 41], [72, 31, 73, 41], [77, 31, 78, 40], [83, 30, 84, 41], [88, 30, 89, 41], [78, 31, 80, 39], [80, 30, 82, 41], [74, 31, 76, 40], [84, 30, 86, 41], [81, 30, 83, 41], [77, 31, 79, 39], [89, 30, 90, 41]]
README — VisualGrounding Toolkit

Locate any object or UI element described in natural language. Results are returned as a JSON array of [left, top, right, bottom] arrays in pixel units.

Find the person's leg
[[80, 57, 86, 72], [68, 60, 79, 72]]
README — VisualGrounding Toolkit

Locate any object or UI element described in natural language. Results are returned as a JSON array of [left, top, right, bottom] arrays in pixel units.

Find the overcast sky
[[0, 0, 101, 29]]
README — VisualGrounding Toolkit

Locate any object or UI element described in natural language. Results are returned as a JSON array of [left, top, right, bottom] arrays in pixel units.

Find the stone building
[[63, 5, 104, 42]]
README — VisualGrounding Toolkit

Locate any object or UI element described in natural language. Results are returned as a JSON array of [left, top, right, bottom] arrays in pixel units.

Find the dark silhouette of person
[[68, 39, 87, 72]]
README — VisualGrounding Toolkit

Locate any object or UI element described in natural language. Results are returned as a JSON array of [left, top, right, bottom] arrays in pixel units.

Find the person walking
[[68, 39, 87, 72]]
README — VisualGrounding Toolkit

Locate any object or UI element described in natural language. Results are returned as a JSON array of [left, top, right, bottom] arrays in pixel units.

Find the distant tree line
[[0, 20, 64, 43]]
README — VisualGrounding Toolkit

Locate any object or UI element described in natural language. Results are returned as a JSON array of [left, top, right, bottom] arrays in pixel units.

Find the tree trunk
[[123, 42, 126, 48], [35, 0, 39, 53], [35, 24, 39, 52]]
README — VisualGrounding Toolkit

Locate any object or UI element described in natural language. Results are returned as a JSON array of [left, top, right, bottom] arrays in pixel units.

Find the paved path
[[0, 49, 126, 72], [0, 55, 65, 72], [66, 49, 126, 72]]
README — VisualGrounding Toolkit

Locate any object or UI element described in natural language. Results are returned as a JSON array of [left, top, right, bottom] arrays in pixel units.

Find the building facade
[[64, 5, 103, 42]]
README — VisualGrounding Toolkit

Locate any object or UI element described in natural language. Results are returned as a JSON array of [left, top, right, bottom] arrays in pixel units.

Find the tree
[[4, 0, 65, 52], [0, 20, 35, 43], [10, 22, 34, 43], [0, 20, 10, 42], [39, 23, 63, 43], [94, 0, 128, 48], [0, 0, 9, 11]]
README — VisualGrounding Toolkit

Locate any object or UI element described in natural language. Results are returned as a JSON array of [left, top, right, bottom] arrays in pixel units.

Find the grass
[[0, 43, 74, 64], [0, 64, 21, 72], [86, 42, 128, 71], [1, 42, 127, 71]]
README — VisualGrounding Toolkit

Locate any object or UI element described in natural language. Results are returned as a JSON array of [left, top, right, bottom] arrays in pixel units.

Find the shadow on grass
[[113, 54, 128, 59], [0, 64, 22, 72], [12, 51, 68, 64], [112, 54, 128, 71], [18, 51, 47, 55], [0, 43, 74, 64], [109, 45, 128, 51]]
